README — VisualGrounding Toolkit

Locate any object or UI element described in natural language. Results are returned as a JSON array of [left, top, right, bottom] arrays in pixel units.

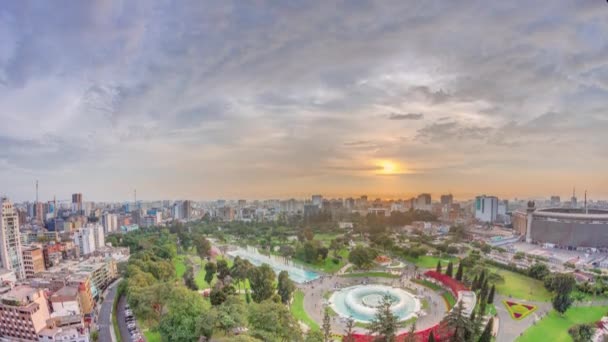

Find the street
[[98, 281, 119, 342]]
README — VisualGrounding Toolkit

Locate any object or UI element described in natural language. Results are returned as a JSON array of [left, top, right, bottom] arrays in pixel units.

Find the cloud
[[1, 0, 608, 200], [388, 113, 424, 120]]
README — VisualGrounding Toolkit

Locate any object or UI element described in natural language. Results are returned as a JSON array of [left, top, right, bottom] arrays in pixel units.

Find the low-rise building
[[49, 287, 81, 318], [22, 246, 45, 278], [0, 286, 51, 341]]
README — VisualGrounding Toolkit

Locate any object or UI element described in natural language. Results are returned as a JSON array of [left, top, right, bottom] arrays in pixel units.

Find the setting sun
[[378, 160, 399, 174]]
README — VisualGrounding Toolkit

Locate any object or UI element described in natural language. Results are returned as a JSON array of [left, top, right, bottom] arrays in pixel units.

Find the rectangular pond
[[227, 247, 320, 284]]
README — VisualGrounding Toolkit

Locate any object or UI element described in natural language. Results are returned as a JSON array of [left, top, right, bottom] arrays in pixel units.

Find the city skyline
[[1, 1, 607, 201]]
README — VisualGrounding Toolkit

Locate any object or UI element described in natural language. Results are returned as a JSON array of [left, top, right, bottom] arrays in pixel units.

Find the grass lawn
[[489, 267, 552, 302], [173, 256, 187, 279], [517, 306, 608, 342], [315, 233, 344, 244], [292, 249, 349, 274], [443, 291, 456, 309], [405, 255, 458, 269], [193, 255, 242, 289], [411, 278, 443, 291], [144, 331, 161, 342], [291, 290, 319, 331], [341, 272, 399, 279]]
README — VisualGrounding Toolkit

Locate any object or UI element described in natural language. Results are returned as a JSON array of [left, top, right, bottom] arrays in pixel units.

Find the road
[[98, 281, 119, 342]]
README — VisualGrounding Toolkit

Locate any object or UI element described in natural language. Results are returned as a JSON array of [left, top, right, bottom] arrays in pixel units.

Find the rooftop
[[1, 286, 39, 304]]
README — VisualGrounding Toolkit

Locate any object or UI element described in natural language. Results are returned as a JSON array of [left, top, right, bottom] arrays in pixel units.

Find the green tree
[[210, 285, 228, 306], [231, 257, 253, 290], [487, 284, 495, 304], [446, 261, 454, 277], [479, 279, 489, 307], [344, 318, 355, 342], [349, 245, 376, 269], [248, 300, 303, 341], [215, 296, 248, 335], [217, 259, 231, 282], [568, 323, 596, 342], [455, 262, 463, 281], [528, 263, 550, 280], [248, 264, 276, 303], [159, 287, 209, 342], [404, 321, 417, 342], [277, 271, 295, 304], [369, 295, 398, 342], [545, 273, 576, 293], [183, 263, 198, 291], [193, 234, 212, 261], [442, 300, 472, 342], [305, 331, 324, 342], [478, 318, 493, 342], [322, 307, 332, 342], [469, 310, 482, 341], [552, 293, 573, 315], [205, 261, 217, 286], [472, 274, 480, 291], [436, 260, 442, 273]]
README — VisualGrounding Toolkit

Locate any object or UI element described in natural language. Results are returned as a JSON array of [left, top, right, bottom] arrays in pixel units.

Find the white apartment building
[[73, 224, 104, 256], [475, 195, 499, 223], [101, 213, 118, 234], [0, 198, 25, 280]]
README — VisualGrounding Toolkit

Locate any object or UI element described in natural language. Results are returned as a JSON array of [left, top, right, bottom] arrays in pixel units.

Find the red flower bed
[[348, 322, 452, 342], [423, 271, 468, 296]]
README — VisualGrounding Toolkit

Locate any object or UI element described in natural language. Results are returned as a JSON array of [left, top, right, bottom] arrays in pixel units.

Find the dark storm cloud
[[388, 113, 424, 120]]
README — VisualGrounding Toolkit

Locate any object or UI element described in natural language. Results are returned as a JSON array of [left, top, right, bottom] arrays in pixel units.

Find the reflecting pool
[[227, 247, 320, 284]]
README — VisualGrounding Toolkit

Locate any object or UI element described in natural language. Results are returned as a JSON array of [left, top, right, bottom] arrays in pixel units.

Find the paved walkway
[[299, 272, 446, 335], [494, 294, 552, 342]]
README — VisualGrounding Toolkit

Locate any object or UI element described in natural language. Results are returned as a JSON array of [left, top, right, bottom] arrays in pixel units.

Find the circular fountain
[[329, 285, 421, 323]]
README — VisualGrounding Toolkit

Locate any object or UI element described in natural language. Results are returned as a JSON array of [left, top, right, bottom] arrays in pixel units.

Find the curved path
[[299, 273, 447, 335]]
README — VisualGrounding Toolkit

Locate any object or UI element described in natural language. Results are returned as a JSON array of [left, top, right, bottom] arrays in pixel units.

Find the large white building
[[0, 198, 25, 280], [475, 195, 499, 223], [73, 224, 104, 256]]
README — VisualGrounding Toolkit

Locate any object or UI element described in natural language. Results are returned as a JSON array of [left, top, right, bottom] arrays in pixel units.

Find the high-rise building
[[550, 196, 561, 206], [0, 198, 25, 280], [73, 224, 104, 256], [440, 194, 453, 206], [475, 195, 499, 223], [34, 201, 45, 222], [101, 213, 118, 234], [71, 193, 83, 213], [311, 195, 323, 208], [182, 200, 192, 220]]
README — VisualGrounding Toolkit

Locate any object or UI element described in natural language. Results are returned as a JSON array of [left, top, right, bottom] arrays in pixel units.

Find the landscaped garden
[[291, 290, 319, 331], [489, 266, 552, 302], [503, 300, 537, 320], [517, 306, 608, 342], [405, 255, 458, 269]]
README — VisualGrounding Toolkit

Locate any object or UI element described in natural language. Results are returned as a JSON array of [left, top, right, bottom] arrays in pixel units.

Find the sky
[[1, 1, 607, 202]]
